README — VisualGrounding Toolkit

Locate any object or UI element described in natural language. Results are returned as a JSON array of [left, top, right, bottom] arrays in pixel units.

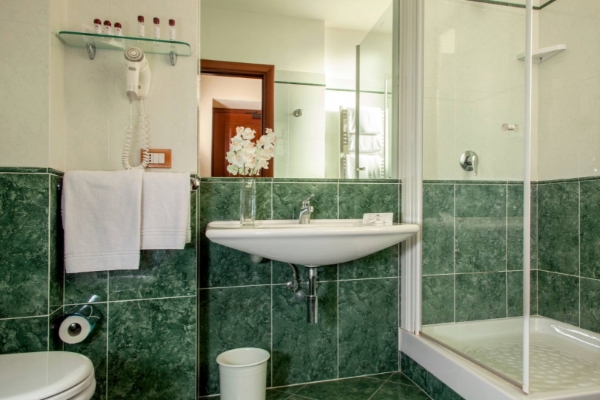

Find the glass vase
[[240, 177, 257, 226]]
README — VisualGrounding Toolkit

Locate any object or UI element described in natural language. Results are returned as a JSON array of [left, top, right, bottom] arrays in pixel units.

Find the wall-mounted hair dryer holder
[[58, 31, 192, 66]]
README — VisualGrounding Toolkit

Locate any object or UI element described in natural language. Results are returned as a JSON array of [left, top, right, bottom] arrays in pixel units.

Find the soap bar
[[362, 213, 394, 225]]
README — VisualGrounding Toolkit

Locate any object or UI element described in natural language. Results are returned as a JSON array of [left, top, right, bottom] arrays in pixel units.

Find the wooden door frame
[[201, 59, 275, 177]]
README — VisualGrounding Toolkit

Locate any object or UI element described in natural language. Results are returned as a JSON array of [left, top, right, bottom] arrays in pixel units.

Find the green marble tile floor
[[201, 372, 431, 400]]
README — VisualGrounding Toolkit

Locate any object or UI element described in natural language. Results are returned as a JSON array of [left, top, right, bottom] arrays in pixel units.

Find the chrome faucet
[[299, 194, 314, 224]]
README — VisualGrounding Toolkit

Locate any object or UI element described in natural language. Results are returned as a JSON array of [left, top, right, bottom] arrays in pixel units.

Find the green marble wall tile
[[199, 286, 271, 396], [538, 182, 579, 275], [272, 282, 337, 386], [507, 184, 523, 271], [422, 275, 454, 325], [400, 353, 428, 390], [108, 297, 196, 400], [49, 174, 63, 312], [0, 174, 49, 317], [455, 184, 506, 219], [455, 218, 506, 273], [580, 180, 600, 279], [199, 182, 271, 288], [0, 167, 48, 173], [48, 308, 63, 352], [580, 278, 600, 334], [0, 316, 48, 354], [507, 271, 538, 317], [295, 377, 384, 400], [65, 272, 108, 304], [338, 278, 398, 378], [455, 272, 506, 322], [531, 185, 539, 270], [422, 184, 454, 275], [199, 181, 271, 226], [272, 182, 338, 220], [273, 262, 337, 284], [200, 242, 272, 288], [64, 304, 107, 400], [371, 382, 430, 400], [401, 353, 463, 400], [339, 245, 398, 280], [538, 271, 579, 326], [109, 248, 196, 300], [338, 183, 399, 222]]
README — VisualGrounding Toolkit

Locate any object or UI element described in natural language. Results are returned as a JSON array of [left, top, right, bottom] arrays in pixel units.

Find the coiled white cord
[[122, 99, 151, 170]]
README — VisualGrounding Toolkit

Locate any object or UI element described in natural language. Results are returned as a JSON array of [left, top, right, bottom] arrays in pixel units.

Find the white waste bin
[[217, 348, 270, 400]]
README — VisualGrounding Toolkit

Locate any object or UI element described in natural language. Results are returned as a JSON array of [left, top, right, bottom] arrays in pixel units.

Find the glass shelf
[[58, 31, 191, 63]]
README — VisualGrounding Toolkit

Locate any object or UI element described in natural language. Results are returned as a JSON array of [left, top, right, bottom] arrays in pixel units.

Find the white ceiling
[[201, 0, 393, 32]]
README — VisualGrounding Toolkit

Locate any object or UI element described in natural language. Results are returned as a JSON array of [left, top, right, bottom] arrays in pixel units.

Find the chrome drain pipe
[[307, 268, 319, 324]]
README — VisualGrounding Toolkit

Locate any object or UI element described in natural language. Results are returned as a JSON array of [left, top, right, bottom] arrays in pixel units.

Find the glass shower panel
[[354, 3, 395, 179], [420, 0, 528, 389]]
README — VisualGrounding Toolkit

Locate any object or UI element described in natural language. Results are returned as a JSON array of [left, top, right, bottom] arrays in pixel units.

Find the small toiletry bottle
[[168, 19, 176, 40], [153, 17, 160, 39], [103, 20, 112, 35], [114, 22, 123, 36], [138, 16, 145, 37], [93, 19, 102, 34]]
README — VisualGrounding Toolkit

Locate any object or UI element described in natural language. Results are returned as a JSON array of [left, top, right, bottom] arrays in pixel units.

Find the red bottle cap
[[169, 19, 175, 26], [103, 20, 111, 26], [94, 19, 101, 25], [115, 22, 122, 28], [138, 15, 144, 23], [153, 17, 160, 24]]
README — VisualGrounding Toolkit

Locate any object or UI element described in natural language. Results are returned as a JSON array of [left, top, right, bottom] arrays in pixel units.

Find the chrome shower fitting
[[293, 109, 303, 117], [460, 150, 478, 176]]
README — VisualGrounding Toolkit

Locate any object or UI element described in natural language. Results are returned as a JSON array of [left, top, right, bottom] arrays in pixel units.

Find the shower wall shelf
[[517, 44, 566, 64], [57, 31, 191, 66]]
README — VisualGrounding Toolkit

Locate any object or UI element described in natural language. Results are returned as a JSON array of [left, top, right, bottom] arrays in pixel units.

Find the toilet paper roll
[[58, 315, 94, 344]]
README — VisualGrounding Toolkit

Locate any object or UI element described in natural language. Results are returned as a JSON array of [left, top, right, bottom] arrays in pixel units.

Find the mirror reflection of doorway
[[212, 108, 262, 177], [200, 60, 275, 177]]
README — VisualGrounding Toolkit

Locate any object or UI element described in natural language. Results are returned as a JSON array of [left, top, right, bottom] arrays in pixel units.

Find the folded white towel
[[348, 134, 384, 153], [62, 170, 144, 273], [345, 154, 383, 179], [347, 106, 384, 135], [141, 172, 191, 250]]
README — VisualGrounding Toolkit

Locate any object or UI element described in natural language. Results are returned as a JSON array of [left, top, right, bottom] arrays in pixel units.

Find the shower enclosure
[[401, 0, 600, 398]]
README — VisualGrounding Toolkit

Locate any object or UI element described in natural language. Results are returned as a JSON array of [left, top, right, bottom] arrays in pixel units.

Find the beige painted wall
[[63, 0, 199, 173]]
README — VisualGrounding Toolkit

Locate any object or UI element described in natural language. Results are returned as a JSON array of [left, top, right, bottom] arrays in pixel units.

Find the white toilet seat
[[0, 351, 95, 400]]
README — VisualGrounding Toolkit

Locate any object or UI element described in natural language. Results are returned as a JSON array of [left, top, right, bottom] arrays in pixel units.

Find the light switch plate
[[143, 149, 172, 169]]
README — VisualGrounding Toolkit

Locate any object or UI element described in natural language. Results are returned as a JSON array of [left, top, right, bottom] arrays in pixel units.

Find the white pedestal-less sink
[[206, 219, 419, 266], [206, 219, 419, 324]]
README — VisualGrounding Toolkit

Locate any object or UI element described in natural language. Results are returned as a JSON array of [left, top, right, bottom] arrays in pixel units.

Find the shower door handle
[[460, 151, 478, 176]]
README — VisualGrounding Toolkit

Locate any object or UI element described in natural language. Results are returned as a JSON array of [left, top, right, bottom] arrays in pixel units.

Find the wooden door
[[212, 108, 263, 177]]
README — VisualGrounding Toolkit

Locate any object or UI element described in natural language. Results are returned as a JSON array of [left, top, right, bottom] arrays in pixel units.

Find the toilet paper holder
[[51, 299, 101, 344]]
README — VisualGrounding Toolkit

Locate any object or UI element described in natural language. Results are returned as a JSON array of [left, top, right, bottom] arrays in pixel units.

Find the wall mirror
[[199, 0, 399, 179]]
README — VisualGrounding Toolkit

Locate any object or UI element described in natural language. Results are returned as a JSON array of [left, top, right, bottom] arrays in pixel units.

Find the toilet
[[0, 351, 95, 400]]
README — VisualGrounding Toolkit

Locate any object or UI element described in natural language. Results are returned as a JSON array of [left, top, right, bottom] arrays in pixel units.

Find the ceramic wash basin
[[206, 219, 419, 266]]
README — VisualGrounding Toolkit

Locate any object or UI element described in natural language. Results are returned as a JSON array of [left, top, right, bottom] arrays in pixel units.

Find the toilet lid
[[0, 351, 94, 400]]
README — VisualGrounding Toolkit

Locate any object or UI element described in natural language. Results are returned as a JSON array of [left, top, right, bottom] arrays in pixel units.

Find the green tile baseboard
[[401, 353, 464, 400]]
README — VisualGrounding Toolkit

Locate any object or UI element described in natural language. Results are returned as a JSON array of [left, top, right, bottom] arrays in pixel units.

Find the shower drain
[[462, 340, 600, 392]]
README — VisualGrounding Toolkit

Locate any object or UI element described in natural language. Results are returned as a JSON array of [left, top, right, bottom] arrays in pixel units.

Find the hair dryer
[[124, 47, 152, 103], [122, 47, 152, 170]]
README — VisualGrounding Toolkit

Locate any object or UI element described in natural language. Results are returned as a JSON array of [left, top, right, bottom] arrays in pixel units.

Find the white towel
[[347, 106, 384, 135], [345, 154, 383, 179], [141, 172, 191, 250], [348, 134, 384, 153], [62, 170, 143, 273]]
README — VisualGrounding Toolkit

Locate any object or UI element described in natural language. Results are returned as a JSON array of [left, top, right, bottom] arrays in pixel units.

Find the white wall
[[64, 0, 198, 173], [0, 0, 53, 168], [201, 7, 325, 74], [325, 28, 366, 89], [423, 0, 530, 181], [537, 0, 600, 180], [199, 75, 262, 177]]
